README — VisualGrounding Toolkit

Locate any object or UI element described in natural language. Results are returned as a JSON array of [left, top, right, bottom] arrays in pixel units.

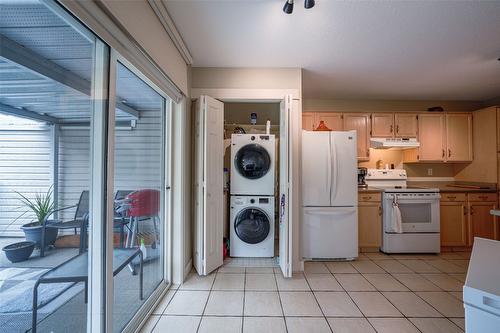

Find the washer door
[[234, 207, 271, 244], [234, 144, 271, 179]]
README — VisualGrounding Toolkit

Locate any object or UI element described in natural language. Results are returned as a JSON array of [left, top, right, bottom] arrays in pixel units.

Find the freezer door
[[330, 131, 357, 206], [301, 131, 331, 207], [301, 207, 358, 259]]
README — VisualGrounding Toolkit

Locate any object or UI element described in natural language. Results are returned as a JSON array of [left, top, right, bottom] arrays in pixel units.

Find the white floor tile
[[425, 259, 465, 273], [334, 273, 376, 291], [409, 318, 464, 333], [349, 291, 402, 317], [363, 252, 394, 260], [327, 317, 376, 333], [304, 261, 330, 273], [398, 260, 441, 273], [305, 273, 343, 291], [244, 291, 283, 316], [246, 267, 274, 274], [449, 318, 465, 330], [179, 273, 215, 290], [362, 274, 408, 291], [383, 292, 442, 317], [368, 318, 419, 333], [152, 316, 200, 333], [218, 266, 246, 273], [326, 261, 358, 273], [421, 273, 464, 291], [139, 314, 160, 333], [449, 291, 463, 302], [416, 291, 464, 317], [373, 260, 413, 273], [213, 273, 245, 290], [164, 290, 209, 315], [245, 273, 277, 291], [152, 290, 175, 314], [314, 291, 363, 317], [243, 317, 286, 333], [279, 291, 323, 316], [285, 317, 331, 333], [392, 274, 442, 291], [198, 316, 242, 333], [275, 273, 310, 291], [351, 260, 386, 273], [204, 291, 244, 316]]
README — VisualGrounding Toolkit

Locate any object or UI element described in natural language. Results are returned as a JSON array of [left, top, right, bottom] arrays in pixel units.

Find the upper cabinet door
[[343, 113, 370, 160], [418, 114, 446, 161], [317, 113, 343, 131], [446, 113, 473, 162], [394, 113, 418, 138], [371, 113, 394, 137], [302, 112, 316, 131]]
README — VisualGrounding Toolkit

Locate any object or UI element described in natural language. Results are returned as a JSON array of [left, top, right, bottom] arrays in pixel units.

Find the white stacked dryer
[[230, 134, 276, 257]]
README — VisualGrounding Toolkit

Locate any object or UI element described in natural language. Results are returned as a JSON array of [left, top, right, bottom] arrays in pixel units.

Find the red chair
[[122, 189, 160, 248]]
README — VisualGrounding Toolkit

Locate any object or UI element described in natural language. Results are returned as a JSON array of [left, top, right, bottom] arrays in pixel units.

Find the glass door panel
[[111, 62, 167, 332]]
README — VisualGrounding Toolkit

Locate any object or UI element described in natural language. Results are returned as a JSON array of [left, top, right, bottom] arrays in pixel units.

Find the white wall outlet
[[427, 168, 433, 176]]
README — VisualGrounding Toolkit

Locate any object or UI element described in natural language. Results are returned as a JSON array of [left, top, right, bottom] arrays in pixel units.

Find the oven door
[[383, 193, 440, 233]]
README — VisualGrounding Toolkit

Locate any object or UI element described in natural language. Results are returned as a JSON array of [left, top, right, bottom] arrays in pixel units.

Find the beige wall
[[100, 0, 189, 94], [191, 67, 302, 93], [224, 102, 280, 125], [304, 99, 483, 113], [454, 107, 498, 183]]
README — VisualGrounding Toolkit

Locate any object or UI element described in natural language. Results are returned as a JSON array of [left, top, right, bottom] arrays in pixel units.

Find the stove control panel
[[366, 169, 407, 180]]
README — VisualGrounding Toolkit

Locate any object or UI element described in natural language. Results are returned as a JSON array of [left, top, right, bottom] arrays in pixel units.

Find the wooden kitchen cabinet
[[446, 113, 473, 162], [417, 114, 446, 161], [394, 113, 418, 138], [317, 113, 343, 131], [440, 201, 468, 247], [358, 193, 382, 250], [302, 112, 343, 131], [302, 112, 316, 131], [343, 113, 370, 160], [468, 196, 498, 245], [371, 113, 394, 137]]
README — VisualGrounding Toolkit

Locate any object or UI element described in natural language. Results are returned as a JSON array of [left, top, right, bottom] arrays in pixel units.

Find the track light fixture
[[283, 0, 315, 14], [283, 0, 294, 14]]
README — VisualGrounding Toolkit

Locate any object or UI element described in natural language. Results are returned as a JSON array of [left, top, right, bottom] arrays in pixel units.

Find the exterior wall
[[0, 117, 52, 236]]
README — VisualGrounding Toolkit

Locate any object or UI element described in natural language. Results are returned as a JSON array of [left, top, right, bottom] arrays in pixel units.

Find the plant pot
[[21, 221, 58, 248], [2, 241, 35, 263]]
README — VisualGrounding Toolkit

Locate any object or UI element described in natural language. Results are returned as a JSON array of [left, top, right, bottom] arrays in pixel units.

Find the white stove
[[365, 169, 441, 254]]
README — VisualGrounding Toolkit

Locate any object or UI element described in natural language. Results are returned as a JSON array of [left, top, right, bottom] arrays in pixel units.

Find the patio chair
[[114, 190, 134, 248], [40, 191, 89, 257]]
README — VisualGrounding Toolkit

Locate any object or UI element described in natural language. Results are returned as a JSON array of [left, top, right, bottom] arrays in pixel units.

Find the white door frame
[[188, 88, 302, 277]]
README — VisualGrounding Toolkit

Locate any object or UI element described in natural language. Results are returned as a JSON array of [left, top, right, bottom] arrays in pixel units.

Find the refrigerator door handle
[[330, 135, 338, 203], [327, 134, 332, 200]]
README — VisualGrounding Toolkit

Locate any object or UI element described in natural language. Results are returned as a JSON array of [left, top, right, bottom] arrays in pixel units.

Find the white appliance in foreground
[[301, 130, 358, 260], [231, 134, 275, 196], [464, 238, 500, 333], [230, 196, 274, 257], [365, 169, 441, 253]]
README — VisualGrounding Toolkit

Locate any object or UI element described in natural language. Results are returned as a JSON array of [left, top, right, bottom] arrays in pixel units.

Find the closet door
[[194, 95, 224, 275]]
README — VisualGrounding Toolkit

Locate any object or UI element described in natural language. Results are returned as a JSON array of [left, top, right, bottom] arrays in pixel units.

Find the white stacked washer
[[230, 134, 275, 257]]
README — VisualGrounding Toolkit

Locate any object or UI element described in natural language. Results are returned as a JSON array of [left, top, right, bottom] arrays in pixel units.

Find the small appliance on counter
[[358, 167, 367, 188]]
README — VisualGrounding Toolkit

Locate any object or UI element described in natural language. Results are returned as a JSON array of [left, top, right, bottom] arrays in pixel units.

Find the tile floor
[[141, 252, 470, 333]]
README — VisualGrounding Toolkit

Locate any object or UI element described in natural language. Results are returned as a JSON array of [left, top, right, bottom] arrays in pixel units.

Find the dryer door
[[234, 144, 271, 179], [234, 207, 271, 244]]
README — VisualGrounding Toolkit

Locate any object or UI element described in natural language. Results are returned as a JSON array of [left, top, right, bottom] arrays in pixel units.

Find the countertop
[[358, 181, 497, 193]]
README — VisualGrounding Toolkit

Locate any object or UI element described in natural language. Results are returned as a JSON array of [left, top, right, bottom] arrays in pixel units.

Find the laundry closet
[[193, 94, 295, 277], [223, 102, 281, 259]]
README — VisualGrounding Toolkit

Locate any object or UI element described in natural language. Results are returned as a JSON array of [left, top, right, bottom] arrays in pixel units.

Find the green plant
[[15, 186, 55, 226]]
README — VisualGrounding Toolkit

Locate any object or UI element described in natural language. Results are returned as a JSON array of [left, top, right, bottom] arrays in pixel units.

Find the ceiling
[[165, 0, 500, 101]]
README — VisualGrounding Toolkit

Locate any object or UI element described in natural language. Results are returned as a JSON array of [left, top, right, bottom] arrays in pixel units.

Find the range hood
[[370, 137, 420, 149]]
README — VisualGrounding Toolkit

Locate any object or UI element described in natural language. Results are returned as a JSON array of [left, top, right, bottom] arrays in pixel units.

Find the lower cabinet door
[[440, 202, 468, 247], [358, 203, 382, 248], [469, 202, 497, 245]]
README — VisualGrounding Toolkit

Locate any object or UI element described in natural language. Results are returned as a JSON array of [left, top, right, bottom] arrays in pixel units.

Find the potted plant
[[2, 241, 36, 263], [16, 186, 59, 248]]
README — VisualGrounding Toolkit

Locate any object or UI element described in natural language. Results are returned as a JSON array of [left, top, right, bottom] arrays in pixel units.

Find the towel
[[390, 196, 403, 234]]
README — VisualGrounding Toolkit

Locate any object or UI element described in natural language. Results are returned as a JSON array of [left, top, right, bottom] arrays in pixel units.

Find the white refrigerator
[[301, 130, 358, 259]]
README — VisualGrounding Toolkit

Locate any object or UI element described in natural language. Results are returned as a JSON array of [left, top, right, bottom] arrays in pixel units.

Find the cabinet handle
[[362, 196, 372, 200], [367, 149, 370, 157], [448, 149, 452, 158], [442, 149, 445, 158], [390, 125, 393, 133], [470, 207, 474, 215], [463, 206, 467, 215], [448, 195, 456, 200], [396, 125, 399, 133], [378, 206, 382, 216]]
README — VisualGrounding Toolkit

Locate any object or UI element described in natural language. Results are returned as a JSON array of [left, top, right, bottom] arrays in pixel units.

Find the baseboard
[[183, 258, 193, 281]]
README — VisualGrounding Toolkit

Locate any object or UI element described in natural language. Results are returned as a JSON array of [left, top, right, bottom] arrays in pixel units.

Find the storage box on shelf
[[440, 192, 498, 251], [358, 192, 382, 252]]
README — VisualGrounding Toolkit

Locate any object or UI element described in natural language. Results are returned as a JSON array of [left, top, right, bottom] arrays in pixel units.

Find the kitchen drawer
[[358, 193, 381, 202], [441, 193, 467, 202], [468, 193, 498, 202]]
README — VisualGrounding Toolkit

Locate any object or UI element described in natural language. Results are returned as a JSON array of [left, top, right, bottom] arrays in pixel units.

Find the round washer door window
[[234, 144, 271, 179], [234, 207, 270, 244]]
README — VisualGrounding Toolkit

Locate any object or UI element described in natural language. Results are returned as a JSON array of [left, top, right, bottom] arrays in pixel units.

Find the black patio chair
[[40, 191, 89, 257]]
